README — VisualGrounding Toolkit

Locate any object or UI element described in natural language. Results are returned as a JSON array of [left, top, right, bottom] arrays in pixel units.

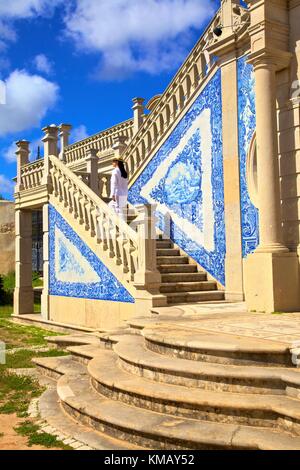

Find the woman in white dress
[[108, 158, 128, 222]]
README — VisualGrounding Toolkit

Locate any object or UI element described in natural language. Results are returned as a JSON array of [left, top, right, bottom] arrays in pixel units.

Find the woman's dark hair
[[114, 159, 128, 179]]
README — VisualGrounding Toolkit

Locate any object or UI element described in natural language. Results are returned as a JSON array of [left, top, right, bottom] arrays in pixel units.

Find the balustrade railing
[[49, 155, 139, 282], [20, 160, 44, 191], [64, 119, 134, 165]]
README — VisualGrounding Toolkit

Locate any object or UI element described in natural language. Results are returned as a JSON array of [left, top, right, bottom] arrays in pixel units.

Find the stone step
[[160, 281, 217, 294], [88, 349, 300, 435], [32, 355, 86, 380], [156, 248, 181, 257], [67, 344, 105, 364], [115, 335, 300, 396], [157, 256, 189, 265], [57, 373, 300, 450], [143, 325, 294, 367], [45, 334, 101, 350], [156, 241, 173, 249], [39, 388, 142, 450], [164, 290, 225, 304], [158, 264, 198, 273], [161, 272, 207, 283]]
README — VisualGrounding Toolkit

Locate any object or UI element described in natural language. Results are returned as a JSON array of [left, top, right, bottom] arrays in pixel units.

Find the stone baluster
[[132, 97, 145, 135], [59, 123, 72, 162], [85, 147, 99, 193], [15, 140, 30, 192], [42, 124, 58, 185]]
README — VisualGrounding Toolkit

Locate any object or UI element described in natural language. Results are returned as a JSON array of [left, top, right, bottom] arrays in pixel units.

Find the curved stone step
[[157, 256, 189, 265], [88, 349, 300, 435], [143, 325, 293, 367], [114, 335, 300, 395], [57, 373, 300, 450], [67, 344, 106, 364], [156, 248, 180, 256], [39, 388, 142, 450], [32, 355, 87, 380], [45, 334, 101, 349], [57, 376, 300, 450]]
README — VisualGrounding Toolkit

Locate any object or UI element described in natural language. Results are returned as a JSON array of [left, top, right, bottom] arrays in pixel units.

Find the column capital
[[15, 140, 30, 161], [58, 123, 72, 134], [247, 48, 292, 72], [132, 97, 145, 109], [85, 147, 98, 160], [112, 135, 127, 158], [42, 124, 59, 139]]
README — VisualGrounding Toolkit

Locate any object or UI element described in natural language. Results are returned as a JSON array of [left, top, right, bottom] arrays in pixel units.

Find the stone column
[[252, 57, 288, 253], [132, 98, 144, 135], [112, 135, 127, 159], [243, 54, 300, 312], [134, 204, 161, 290], [41, 204, 50, 320], [59, 124, 72, 162], [14, 210, 34, 315], [15, 140, 30, 192], [42, 124, 58, 185], [86, 148, 99, 193]]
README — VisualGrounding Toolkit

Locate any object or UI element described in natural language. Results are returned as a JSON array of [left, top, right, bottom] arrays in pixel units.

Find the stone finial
[[15, 140, 30, 191], [59, 123, 72, 161], [132, 97, 145, 135], [112, 135, 127, 159]]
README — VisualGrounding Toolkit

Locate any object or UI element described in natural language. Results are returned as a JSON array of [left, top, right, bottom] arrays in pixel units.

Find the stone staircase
[[32, 320, 300, 450], [156, 238, 224, 304]]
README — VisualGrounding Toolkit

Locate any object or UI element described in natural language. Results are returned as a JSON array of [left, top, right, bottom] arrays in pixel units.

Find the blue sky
[[0, 0, 229, 199]]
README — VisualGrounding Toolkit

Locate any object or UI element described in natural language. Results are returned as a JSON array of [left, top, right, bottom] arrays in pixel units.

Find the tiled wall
[[48, 205, 134, 303], [129, 70, 226, 285], [237, 56, 259, 257]]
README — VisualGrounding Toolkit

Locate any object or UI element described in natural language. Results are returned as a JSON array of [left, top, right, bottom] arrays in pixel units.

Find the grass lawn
[[0, 274, 71, 450]]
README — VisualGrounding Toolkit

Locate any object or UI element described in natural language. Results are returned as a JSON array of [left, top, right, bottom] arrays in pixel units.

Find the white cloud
[[3, 142, 17, 163], [65, 0, 216, 79], [0, 174, 14, 195], [0, 1, 63, 19], [33, 54, 54, 75], [70, 124, 89, 144], [0, 69, 59, 137]]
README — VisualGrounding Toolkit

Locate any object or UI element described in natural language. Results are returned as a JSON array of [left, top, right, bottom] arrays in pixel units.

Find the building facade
[[13, 0, 300, 329]]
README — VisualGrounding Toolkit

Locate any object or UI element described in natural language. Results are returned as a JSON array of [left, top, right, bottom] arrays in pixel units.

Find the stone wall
[[0, 201, 15, 275]]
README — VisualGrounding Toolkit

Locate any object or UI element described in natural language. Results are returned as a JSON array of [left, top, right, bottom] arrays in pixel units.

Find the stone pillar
[[86, 148, 99, 193], [42, 124, 58, 185], [221, 57, 244, 301], [59, 124, 72, 162], [15, 140, 30, 192], [41, 204, 50, 320], [112, 135, 127, 159], [243, 52, 300, 312], [14, 210, 34, 315], [134, 204, 161, 290], [132, 98, 144, 135], [252, 57, 287, 254]]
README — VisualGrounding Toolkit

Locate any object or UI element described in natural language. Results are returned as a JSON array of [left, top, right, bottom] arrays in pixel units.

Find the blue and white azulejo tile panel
[[237, 56, 259, 258], [49, 205, 134, 303], [129, 70, 226, 285]]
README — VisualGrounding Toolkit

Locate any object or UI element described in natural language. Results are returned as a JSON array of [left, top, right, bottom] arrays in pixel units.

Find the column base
[[14, 287, 34, 315], [243, 251, 300, 313]]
